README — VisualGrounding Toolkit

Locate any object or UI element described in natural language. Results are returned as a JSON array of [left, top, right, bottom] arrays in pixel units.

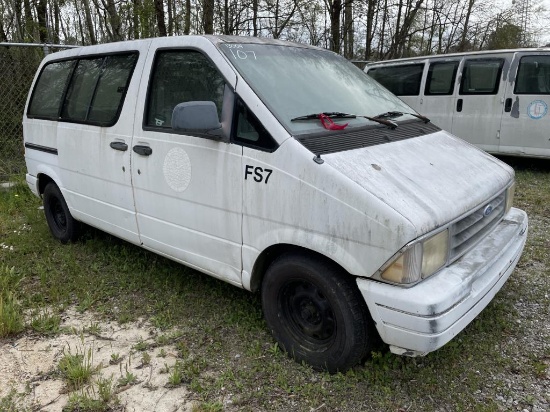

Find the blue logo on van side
[[527, 100, 548, 120]]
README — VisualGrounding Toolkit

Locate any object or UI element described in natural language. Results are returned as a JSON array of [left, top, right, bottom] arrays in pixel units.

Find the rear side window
[[28, 53, 138, 126], [460, 59, 503, 95], [514, 55, 550, 94], [146, 50, 226, 129], [367, 64, 424, 96], [425, 61, 459, 95], [28, 60, 75, 118]]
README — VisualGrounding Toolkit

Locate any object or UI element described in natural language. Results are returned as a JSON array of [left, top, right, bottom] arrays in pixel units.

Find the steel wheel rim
[[50, 197, 67, 231], [280, 279, 336, 347]]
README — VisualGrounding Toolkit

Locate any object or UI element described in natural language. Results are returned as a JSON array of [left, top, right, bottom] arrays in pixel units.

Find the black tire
[[43, 183, 79, 244], [261, 253, 374, 373]]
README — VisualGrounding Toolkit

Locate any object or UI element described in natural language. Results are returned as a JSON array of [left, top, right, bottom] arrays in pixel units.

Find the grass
[[1, 158, 549, 411], [58, 345, 96, 390]]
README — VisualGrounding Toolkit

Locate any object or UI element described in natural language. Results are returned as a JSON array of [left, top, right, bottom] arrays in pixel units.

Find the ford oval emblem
[[483, 205, 494, 217]]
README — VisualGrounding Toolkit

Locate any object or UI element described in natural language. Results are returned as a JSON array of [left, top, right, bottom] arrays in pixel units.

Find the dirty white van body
[[365, 48, 550, 158], [23, 36, 528, 372]]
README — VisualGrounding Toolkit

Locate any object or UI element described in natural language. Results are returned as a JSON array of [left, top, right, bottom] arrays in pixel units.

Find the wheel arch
[[37, 173, 56, 195], [248, 243, 357, 293]]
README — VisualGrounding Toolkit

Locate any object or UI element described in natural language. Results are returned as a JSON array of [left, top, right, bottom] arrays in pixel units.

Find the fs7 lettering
[[245, 165, 273, 184]]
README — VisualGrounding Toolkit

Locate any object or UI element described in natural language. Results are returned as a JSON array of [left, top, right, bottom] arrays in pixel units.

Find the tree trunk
[[154, 0, 167, 36], [253, 0, 258, 36], [328, 0, 342, 53], [224, 0, 230, 34], [52, 0, 61, 43], [343, 0, 353, 58], [23, 0, 34, 40], [83, 0, 97, 44], [458, 0, 475, 51], [167, 0, 174, 35], [203, 0, 214, 34], [35, 0, 48, 42], [103, 0, 122, 41], [184, 0, 191, 34], [365, 0, 376, 59]]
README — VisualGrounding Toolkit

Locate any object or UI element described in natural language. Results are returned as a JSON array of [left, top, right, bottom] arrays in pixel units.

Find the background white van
[[365, 48, 550, 158]]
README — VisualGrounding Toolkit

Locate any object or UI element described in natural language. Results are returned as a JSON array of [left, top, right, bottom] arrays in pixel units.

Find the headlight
[[505, 182, 515, 214], [380, 229, 449, 285]]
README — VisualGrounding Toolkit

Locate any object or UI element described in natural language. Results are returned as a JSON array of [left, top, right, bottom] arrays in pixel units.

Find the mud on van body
[[365, 48, 550, 158], [23, 36, 528, 372]]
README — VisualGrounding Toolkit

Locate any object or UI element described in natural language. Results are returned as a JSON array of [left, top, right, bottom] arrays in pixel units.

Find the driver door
[[131, 48, 242, 285]]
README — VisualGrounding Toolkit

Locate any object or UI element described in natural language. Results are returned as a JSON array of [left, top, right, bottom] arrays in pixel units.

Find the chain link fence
[[0, 44, 76, 182]]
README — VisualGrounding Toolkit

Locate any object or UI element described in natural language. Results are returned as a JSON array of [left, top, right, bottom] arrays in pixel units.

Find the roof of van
[[44, 35, 321, 60], [366, 47, 550, 66]]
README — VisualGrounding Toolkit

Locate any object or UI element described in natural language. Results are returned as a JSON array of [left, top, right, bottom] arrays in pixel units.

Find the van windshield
[[218, 42, 414, 135]]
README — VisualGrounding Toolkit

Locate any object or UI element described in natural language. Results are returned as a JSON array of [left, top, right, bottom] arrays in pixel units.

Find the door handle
[[133, 145, 152, 156], [504, 98, 512, 112], [456, 98, 463, 112], [110, 141, 128, 151]]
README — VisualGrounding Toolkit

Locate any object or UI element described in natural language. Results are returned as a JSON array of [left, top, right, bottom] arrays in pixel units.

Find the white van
[[23, 36, 528, 372], [365, 48, 550, 158]]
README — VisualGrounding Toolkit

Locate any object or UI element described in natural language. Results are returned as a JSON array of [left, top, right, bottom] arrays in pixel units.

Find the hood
[[323, 131, 514, 236]]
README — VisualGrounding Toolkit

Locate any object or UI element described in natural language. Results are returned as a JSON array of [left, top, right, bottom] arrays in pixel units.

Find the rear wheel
[[43, 183, 79, 243], [261, 253, 374, 372]]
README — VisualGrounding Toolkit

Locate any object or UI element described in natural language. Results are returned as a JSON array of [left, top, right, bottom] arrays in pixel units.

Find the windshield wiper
[[291, 112, 357, 121], [375, 111, 430, 123], [374, 111, 404, 120]]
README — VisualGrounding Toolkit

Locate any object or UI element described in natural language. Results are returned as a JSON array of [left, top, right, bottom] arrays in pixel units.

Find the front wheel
[[261, 253, 374, 373], [43, 182, 79, 244]]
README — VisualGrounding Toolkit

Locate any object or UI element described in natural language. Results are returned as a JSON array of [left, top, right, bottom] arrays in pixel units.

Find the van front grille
[[449, 192, 506, 260]]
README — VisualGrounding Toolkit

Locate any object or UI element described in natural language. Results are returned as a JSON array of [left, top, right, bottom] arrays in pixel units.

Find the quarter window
[[460, 59, 503, 95], [514, 55, 550, 94], [28, 60, 75, 118], [233, 98, 277, 152], [425, 61, 459, 95], [367, 64, 424, 96], [146, 50, 226, 129], [28, 53, 138, 126]]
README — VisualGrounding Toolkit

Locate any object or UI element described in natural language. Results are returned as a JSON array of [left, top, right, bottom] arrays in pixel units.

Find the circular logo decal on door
[[527, 100, 548, 120], [163, 147, 191, 192]]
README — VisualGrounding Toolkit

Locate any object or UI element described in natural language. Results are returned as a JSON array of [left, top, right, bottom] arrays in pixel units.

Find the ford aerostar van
[[23, 36, 528, 372]]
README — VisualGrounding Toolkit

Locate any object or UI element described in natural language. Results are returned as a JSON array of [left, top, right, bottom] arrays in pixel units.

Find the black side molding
[[24, 142, 58, 155]]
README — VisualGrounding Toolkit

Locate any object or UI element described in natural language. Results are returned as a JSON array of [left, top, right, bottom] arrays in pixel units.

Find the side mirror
[[172, 101, 224, 138]]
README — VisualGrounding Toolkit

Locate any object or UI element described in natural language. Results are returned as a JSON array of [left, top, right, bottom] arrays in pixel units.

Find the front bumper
[[357, 207, 528, 356]]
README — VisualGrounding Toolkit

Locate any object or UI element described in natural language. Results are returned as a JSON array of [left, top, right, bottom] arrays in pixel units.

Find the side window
[[62, 58, 103, 121], [146, 50, 225, 129], [28, 60, 75, 118], [514, 55, 550, 94], [88, 54, 138, 123], [233, 98, 277, 152], [367, 64, 424, 96], [460, 59, 504, 95], [425, 61, 459, 95], [28, 53, 137, 125], [62, 53, 137, 125]]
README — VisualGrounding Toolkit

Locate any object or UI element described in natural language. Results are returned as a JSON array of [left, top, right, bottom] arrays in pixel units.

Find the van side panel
[[24, 41, 153, 244]]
